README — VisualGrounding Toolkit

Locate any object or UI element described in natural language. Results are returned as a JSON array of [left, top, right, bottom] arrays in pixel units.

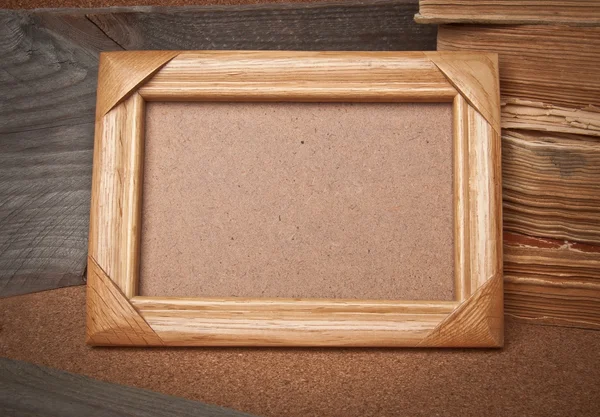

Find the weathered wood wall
[[0, 0, 436, 297]]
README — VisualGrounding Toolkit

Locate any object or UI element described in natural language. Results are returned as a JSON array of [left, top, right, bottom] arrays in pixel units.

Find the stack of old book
[[417, 0, 600, 330]]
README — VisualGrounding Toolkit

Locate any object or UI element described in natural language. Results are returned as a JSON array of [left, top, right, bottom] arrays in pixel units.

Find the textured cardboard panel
[[140, 102, 454, 300]]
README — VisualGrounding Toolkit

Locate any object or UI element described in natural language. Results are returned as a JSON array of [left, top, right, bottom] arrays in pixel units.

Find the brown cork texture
[[1, 286, 599, 417], [139, 102, 454, 300]]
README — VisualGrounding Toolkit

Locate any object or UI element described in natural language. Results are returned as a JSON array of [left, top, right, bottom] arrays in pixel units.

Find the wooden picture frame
[[87, 51, 502, 347]]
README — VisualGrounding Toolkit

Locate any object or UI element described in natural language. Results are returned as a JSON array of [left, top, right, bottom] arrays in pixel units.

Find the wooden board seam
[[418, 271, 503, 347], [425, 51, 501, 134], [96, 50, 180, 120], [87, 256, 164, 346]]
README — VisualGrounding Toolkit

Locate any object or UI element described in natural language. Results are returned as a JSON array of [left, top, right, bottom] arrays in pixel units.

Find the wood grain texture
[[502, 130, 600, 245], [133, 297, 455, 346], [415, 0, 600, 25], [96, 51, 179, 119], [0, 11, 121, 298], [466, 107, 503, 293], [500, 122, 600, 330], [0, 357, 255, 417], [426, 51, 500, 134], [89, 93, 146, 297], [435, 24, 600, 329], [437, 25, 600, 111], [452, 93, 502, 304], [501, 99, 600, 137], [419, 271, 503, 347], [440, 25, 600, 137], [86, 1, 436, 51], [90, 51, 501, 346], [0, 0, 343, 9], [87, 256, 163, 346], [0, 0, 336, 8], [139, 51, 457, 102], [453, 94, 470, 301], [504, 232, 600, 329], [1, 2, 436, 297]]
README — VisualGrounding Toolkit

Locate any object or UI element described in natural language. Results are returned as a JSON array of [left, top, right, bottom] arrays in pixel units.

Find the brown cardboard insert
[[140, 102, 454, 300]]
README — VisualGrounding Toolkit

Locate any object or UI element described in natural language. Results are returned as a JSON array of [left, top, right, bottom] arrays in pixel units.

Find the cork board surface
[[1, 286, 599, 417], [140, 102, 454, 300]]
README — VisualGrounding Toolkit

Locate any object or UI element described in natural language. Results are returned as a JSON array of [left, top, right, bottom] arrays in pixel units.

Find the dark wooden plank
[[0, 11, 122, 297], [0, 357, 255, 417], [0, 1, 436, 298], [86, 1, 435, 50]]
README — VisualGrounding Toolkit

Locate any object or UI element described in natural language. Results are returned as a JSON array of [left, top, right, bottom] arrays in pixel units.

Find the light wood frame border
[[88, 51, 502, 347]]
